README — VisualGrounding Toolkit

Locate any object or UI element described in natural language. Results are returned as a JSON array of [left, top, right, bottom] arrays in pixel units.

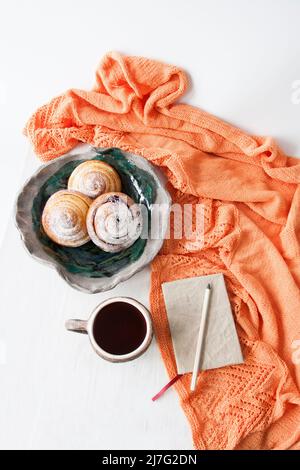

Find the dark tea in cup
[[65, 297, 153, 363], [93, 301, 148, 355]]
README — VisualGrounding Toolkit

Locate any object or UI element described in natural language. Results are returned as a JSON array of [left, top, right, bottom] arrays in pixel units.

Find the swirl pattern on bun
[[86, 192, 143, 253], [42, 190, 92, 247], [68, 160, 121, 199]]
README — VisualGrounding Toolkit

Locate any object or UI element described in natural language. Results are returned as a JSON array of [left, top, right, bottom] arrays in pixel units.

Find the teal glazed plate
[[15, 147, 171, 293]]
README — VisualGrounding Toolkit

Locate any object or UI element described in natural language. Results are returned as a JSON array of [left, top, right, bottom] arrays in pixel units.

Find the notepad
[[162, 273, 244, 374]]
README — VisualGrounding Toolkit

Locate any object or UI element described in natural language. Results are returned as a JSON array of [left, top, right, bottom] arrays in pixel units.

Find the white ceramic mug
[[65, 297, 153, 363]]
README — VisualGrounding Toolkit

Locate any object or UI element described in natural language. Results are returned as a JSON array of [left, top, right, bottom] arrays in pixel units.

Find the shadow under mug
[[65, 297, 153, 363]]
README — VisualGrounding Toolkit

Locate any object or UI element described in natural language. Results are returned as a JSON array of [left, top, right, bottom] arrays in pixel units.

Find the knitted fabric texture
[[25, 52, 300, 450]]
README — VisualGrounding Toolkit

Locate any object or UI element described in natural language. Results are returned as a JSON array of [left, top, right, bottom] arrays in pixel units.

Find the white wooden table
[[1, 0, 300, 450]]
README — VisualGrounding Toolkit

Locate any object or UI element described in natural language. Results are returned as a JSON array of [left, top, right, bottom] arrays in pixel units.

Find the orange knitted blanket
[[25, 52, 300, 450]]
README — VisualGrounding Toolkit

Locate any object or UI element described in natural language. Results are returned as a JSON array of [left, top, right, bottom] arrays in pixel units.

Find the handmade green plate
[[15, 147, 171, 293]]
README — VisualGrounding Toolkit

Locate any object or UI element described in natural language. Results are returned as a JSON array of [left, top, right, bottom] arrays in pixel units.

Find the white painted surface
[[0, 0, 300, 450]]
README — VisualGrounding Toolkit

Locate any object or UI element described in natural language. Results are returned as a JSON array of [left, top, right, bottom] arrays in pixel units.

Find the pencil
[[190, 283, 212, 391]]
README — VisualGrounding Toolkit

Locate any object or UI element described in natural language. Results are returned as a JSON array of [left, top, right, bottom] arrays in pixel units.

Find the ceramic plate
[[15, 147, 171, 293]]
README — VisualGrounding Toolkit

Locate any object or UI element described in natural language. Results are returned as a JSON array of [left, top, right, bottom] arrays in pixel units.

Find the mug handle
[[65, 319, 88, 334]]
